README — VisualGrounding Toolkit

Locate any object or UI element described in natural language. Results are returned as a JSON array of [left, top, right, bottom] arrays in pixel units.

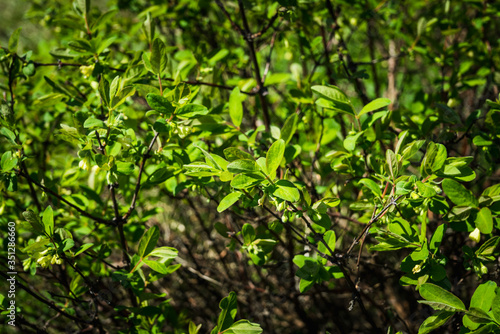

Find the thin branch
[[215, 0, 245, 36], [16, 169, 111, 225], [261, 30, 278, 84], [0, 271, 86, 323], [122, 132, 159, 221], [250, 11, 279, 39]]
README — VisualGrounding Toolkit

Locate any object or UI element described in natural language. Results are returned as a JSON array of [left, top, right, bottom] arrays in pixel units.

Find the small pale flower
[[469, 227, 481, 243]]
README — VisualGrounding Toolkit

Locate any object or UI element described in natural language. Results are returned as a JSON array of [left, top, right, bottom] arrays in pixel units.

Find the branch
[[122, 132, 159, 221], [0, 271, 87, 324], [250, 11, 279, 40], [16, 169, 111, 225]]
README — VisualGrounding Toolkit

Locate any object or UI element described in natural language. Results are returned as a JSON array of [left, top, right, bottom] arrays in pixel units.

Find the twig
[[16, 169, 111, 225], [0, 271, 86, 323], [122, 132, 159, 221]]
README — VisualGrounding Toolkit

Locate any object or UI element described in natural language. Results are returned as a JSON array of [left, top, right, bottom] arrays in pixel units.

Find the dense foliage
[[1, 0, 500, 333]]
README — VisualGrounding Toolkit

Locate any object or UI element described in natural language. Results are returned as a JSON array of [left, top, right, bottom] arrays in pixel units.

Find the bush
[[1, 1, 500, 333]]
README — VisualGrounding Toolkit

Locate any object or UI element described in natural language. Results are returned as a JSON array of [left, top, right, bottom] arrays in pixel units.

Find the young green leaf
[[8, 28, 22, 53], [242, 224, 256, 245], [217, 292, 238, 332], [418, 283, 466, 311], [150, 38, 168, 75], [224, 147, 254, 161], [418, 310, 454, 334], [146, 93, 175, 115], [343, 131, 364, 152], [358, 98, 391, 116], [318, 230, 336, 256], [311, 85, 355, 116], [273, 180, 300, 202], [421, 142, 447, 177], [442, 179, 478, 208], [229, 87, 243, 128], [1, 151, 18, 172], [42, 205, 54, 237], [176, 104, 209, 119], [138, 226, 160, 258], [22, 210, 44, 234], [280, 113, 298, 145], [231, 173, 265, 189], [217, 192, 243, 212], [266, 139, 285, 176], [227, 160, 259, 174], [475, 207, 493, 234], [358, 178, 381, 197], [149, 246, 178, 260], [224, 320, 263, 334]]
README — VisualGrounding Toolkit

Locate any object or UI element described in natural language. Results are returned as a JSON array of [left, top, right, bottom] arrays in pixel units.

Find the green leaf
[[358, 178, 381, 197], [266, 139, 285, 176], [217, 292, 238, 332], [473, 134, 493, 146], [242, 224, 256, 245], [312, 197, 341, 213], [273, 180, 300, 202], [421, 142, 447, 177], [146, 93, 175, 115], [149, 246, 178, 260], [8, 28, 21, 53], [229, 87, 243, 128], [418, 283, 466, 311], [116, 161, 135, 175], [442, 179, 478, 208], [475, 207, 493, 234], [1, 151, 18, 171], [227, 160, 259, 174], [311, 85, 355, 116], [22, 210, 44, 234], [343, 131, 364, 151], [385, 149, 399, 180], [224, 147, 254, 161], [99, 77, 110, 107], [42, 205, 54, 237], [318, 230, 336, 256], [217, 192, 243, 212], [418, 310, 454, 334], [176, 104, 209, 119], [429, 224, 445, 254], [475, 236, 500, 260], [150, 38, 167, 75], [83, 118, 104, 129], [138, 226, 160, 258], [231, 173, 265, 189], [224, 320, 263, 334], [143, 260, 168, 274], [492, 293, 500, 324], [469, 281, 497, 317], [189, 321, 202, 334], [74, 243, 94, 256], [142, 12, 155, 45], [464, 307, 494, 324], [359, 98, 391, 116], [280, 113, 298, 145], [1, 127, 17, 145], [416, 181, 437, 198]]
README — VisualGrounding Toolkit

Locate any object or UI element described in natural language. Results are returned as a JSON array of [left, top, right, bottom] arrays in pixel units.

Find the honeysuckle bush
[[1, 0, 500, 333]]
